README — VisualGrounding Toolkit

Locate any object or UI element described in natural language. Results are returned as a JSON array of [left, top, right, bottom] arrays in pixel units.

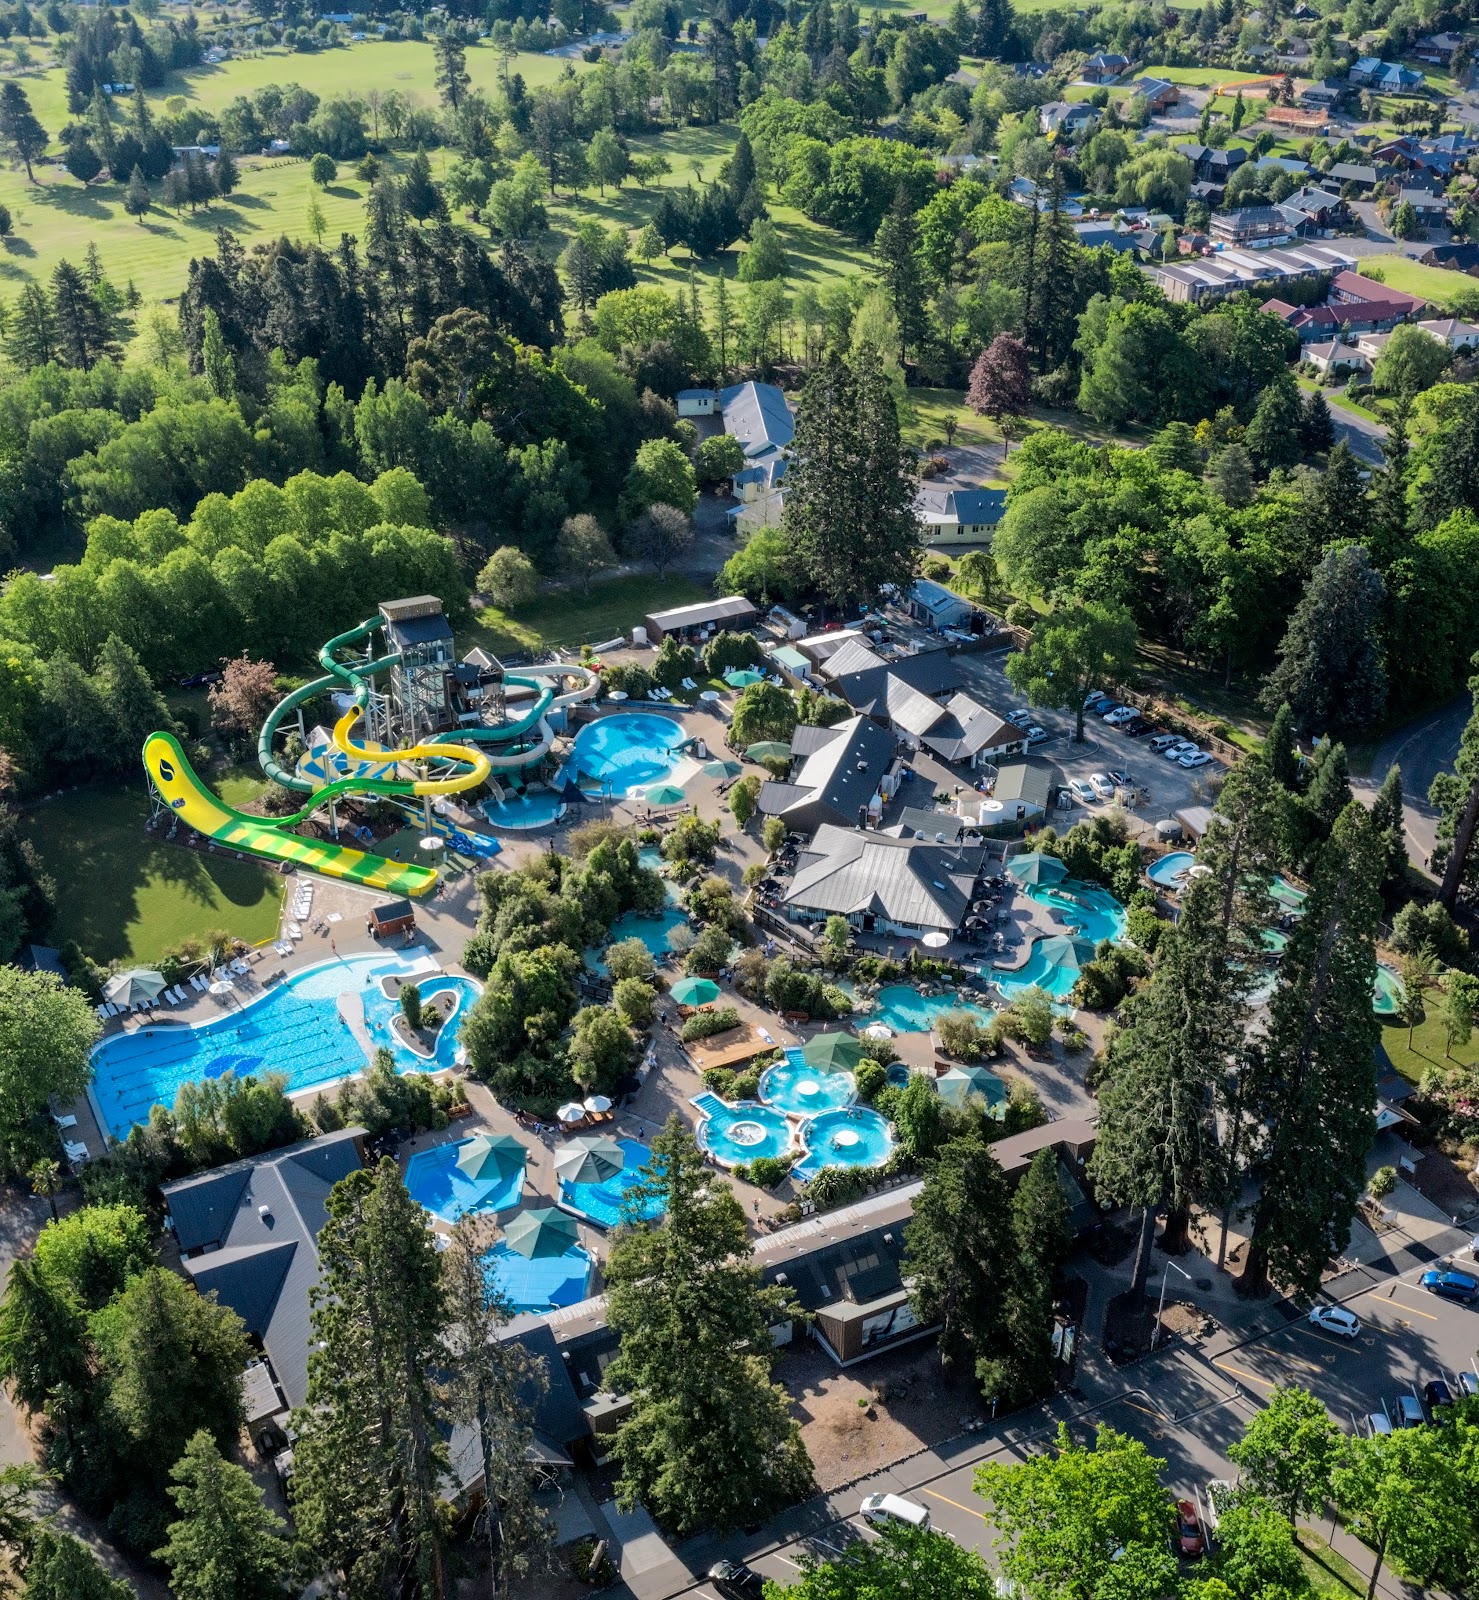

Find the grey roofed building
[[919, 692, 1017, 765], [642, 595, 757, 641], [814, 637, 889, 681], [992, 761, 1058, 815], [719, 380, 794, 460], [831, 649, 962, 716], [164, 1128, 366, 1410], [1325, 161, 1379, 188], [757, 715, 900, 835], [784, 823, 986, 935], [915, 485, 1007, 540], [448, 1322, 589, 1486]]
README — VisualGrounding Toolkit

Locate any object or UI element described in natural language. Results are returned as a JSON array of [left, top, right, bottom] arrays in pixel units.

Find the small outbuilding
[[367, 899, 416, 939], [643, 595, 758, 642]]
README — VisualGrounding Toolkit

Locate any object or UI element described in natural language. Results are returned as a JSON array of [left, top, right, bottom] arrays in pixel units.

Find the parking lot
[[952, 647, 1225, 836]]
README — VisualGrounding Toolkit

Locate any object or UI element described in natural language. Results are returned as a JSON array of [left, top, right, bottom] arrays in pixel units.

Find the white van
[[860, 1493, 930, 1530]]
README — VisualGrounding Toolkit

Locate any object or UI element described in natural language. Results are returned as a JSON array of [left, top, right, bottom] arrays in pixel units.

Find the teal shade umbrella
[[555, 1135, 625, 1186], [645, 782, 687, 806], [725, 668, 766, 687], [103, 968, 167, 1007], [698, 758, 743, 780], [1006, 852, 1067, 887], [455, 1132, 526, 1181], [937, 1066, 1008, 1109], [670, 975, 721, 1006], [502, 1208, 580, 1259], [1036, 933, 1098, 974], [745, 741, 792, 763], [800, 1032, 865, 1072]]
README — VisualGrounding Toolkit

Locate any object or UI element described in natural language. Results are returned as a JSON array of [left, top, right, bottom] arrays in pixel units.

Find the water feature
[[759, 1051, 857, 1114], [571, 712, 688, 794], [481, 1242, 591, 1314], [482, 789, 566, 830], [1373, 963, 1405, 1017], [690, 1090, 792, 1165], [586, 907, 690, 973], [871, 984, 996, 1034], [792, 1107, 894, 1182], [1025, 879, 1127, 943], [90, 955, 481, 1140]]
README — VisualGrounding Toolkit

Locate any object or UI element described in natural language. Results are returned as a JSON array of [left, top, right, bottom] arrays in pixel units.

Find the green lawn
[[904, 387, 997, 453], [1381, 1011, 1479, 1086], [1360, 254, 1477, 310], [1295, 1529, 1369, 1599], [458, 572, 708, 657], [22, 784, 283, 965]]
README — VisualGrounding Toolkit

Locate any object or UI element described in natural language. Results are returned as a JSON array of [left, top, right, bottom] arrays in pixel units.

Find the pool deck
[[685, 1024, 778, 1072]]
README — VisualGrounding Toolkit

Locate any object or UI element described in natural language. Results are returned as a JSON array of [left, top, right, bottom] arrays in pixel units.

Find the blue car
[[1420, 1269, 1479, 1304]]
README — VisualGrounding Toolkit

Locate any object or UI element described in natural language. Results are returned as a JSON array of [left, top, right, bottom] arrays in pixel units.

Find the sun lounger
[[231, 959, 249, 975], [51, 1112, 78, 1129], [681, 677, 698, 691], [95, 1004, 108, 1020], [171, 986, 188, 1003], [62, 1140, 90, 1165]]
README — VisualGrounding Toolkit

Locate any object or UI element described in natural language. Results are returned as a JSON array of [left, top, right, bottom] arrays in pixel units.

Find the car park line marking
[[1117, 1398, 1162, 1419], [1214, 1360, 1276, 1388], [1364, 1293, 1439, 1322], [922, 1487, 983, 1518]]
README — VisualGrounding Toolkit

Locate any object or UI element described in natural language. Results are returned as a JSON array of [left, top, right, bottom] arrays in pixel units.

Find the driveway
[[1352, 696, 1470, 875]]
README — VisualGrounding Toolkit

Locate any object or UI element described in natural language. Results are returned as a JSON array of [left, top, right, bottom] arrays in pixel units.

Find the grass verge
[[1381, 1012, 1479, 1085], [459, 572, 708, 657]]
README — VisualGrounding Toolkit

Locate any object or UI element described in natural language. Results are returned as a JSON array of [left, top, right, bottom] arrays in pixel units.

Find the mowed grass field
[[22, 783, 283, 965]]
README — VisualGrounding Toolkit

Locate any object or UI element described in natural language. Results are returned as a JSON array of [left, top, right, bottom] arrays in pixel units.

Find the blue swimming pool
[[994, 955, 1080, 1003], [572, 713, 688, 794], [1147, 851, 1196, 889], [691, 1091, 792, 1165], [587, 907, 690, 973], [483, 789, 565, 830], [559, 1137, 667, 1228], [872, 984, 996, 1033], [482, 1242, 591, 1313], [405, 1137, 526, 1223], [89, 955, 481, 1141], [792, 1107, 894, 1182], [1026, 879, 1127, 944], [760, 1052, 857, 1114]]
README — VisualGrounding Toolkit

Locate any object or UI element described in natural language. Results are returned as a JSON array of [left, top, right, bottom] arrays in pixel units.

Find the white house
[[676, 388, 718, 417], [916, 486, 1007, 545]]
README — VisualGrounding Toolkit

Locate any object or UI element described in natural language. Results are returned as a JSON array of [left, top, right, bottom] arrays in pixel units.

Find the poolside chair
[[62, 1140, 90, 1166], [104, 1002, 119, 1018], [95, 1004, 108, 1020], [51, 1112, 77, 1129], [681, 677, 698, 691]]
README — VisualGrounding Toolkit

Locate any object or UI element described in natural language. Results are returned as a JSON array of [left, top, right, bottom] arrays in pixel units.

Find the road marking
[[922, 1487, 983, 1518], [1117, 1399, 1162, 1419], [1362, 1291, 1439, 1322], [1214, 1360, 1276, 1389]]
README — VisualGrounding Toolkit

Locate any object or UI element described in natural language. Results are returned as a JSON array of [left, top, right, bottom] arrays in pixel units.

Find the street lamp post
[[1153, 1259, 1192, 1349]]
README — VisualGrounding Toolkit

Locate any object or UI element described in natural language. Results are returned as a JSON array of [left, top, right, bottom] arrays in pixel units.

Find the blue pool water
[[1373, 963, 1404, 1017], [587, 907, 690, 973], [885, 1062, 913, 1089], [482, 1242, 591, 1313], [994, 952, 1080, 1003], [872, 984, 996, 1033], [760, 1052, 857, 1114], [793, 1107, 894, 1182], [1026, 879, 1127, 944], [89, 955, 481, 1140], [483, 789, 565, 830], [691, 1091, 792, 1165], [405, 1138, 526, 1223], [572, 713, 687, 793], [559, 1137, 668, 1228], [1147, 851, 1196, 889]]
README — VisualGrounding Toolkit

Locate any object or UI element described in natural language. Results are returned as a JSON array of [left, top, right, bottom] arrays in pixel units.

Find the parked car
[[708, 1561, 764, 1600], [1308, 1305, 1361, 1339], [1204, 1480, 1235, 1531], [1163, 741, 1198, 762], [1106, 769, 1131, 789], [1068, 777, 1097, 805], [1088, 772, 1115, 800], [1175, 1499, 1205, 1558], [1149, 734, 1183, 753], [1179, 750, 1213, 770], [1367, 1411, 1392, 1436], [1121, 717, 1151, 736], [1027, 725, 1050, 744], [1104, 706, 1138, 726], [1423, 1379, 1454, 1416], [1393, 1394, 1426, 1428], [1005, 709, 1032, 728], [1458, 1371, 1479, 1397], [1421, 1268, 1479, 1304], [1084, 690, 1112, 709], [860, 1494, 930, 1530]]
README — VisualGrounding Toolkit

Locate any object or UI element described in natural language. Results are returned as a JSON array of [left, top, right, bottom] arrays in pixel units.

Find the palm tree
[[28, 1158, 60, 1223]]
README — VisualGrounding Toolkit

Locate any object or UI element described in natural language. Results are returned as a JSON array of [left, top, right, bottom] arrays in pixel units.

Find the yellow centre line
[[1117, 1399, 1162, 1419], [922, 1487, 983, 1518], [1214, 1360, 1276, 1388]]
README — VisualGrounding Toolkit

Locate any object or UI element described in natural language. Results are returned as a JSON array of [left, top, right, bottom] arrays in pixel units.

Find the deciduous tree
[[207, 653, 278, 745], [555, 513, 615, 597], [1227, 1385, 1343, 1521], [1005, 601, 1137, 741], [0, 968, 97, 1178], [967, 333, 1031, 423]]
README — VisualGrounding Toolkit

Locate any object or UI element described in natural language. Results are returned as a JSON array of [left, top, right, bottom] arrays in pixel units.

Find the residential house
[[1175, 142, 1249, 185], [1081, 51, 1130, 83], [1328, 269, 1427, 322], [162, 1130, 367, 1419], [1190, 178, 1226, 207], [719, 380, 794, 461], [1426, 131, 1476, 158], [1130, 76, 1180, 111], [1263, 298, 1347, 341], [1073, 221, 1144, 253], [1397, 185, 1451, 223], [757, 715, 902, 834], [1276, 185, 1348, 233], [1252, 154, 1313, 179], [1350, 57, 1425, 92], [1007, 178, 1086, 214], [1150, 242, 1353, 304], [448, 1322, 591, 1485], [1039, 100, 1097, 137], [727, 454, 788, 534], [1416, 316, 1479, 350], [1414, 31, 1465, 65], [1298, 79, 1345, 109], [828, 647, 963, 716], [907, 577, 975, 631], [1209, 206, 1292, 246], [675, 388, 718, 416], [783, 824, 987, 938], [642, 595, 757, 642], [1302, 339, 1370, 377], [916, 485, 1007, 543], [917, 693, 1022, 769], [1419, 239, 1479, 272], [1322, 161, 1379, 191]]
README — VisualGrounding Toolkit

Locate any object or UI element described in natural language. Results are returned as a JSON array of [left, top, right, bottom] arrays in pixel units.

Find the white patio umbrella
[[583, 1094, 613, 1114], [864, 1023, 893, 1041], [557, 1102, 587, 1123], [920, 930, 952, 949], [207, 977, 235, 997]]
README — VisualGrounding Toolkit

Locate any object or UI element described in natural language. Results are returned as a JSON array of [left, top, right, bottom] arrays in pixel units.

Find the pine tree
[[93, 635, 174, 773], [1370, 762, 1408, 901], [130, 84, 151, 135], [49, 258, 114, 370], [401, 148, 445, 222], [441, 1220, 553, 1593], [1373, 393, 1411, 561], [123, 163, 150, 222], [290, 1159, 451, 1597], [1237, 803, 1384, 1297], [1430, 680, 1479, 910], [782, 350, 921, 610], [1012, 1147, 1071, 1279], [1243, 374, 1303, 472], [1298, 387, 1334, 455], [0, 1257, 88, 1419], [710, 269, 735, 382], [907, 1130, 1052, 1405], [1147, 419, 1202, 474], [4, 282, 54, 370], [435, 24, 471, 112], [156, 1429, 291, 1600], [873, 183, 927, 361], [0, 82, 47, 182], [1263, 701, 1301, 791], [201, 307, 236, 401], [604, 1118, 812, 1534], [1414, 383, 1479, 529], [213, 145, 238, 197]]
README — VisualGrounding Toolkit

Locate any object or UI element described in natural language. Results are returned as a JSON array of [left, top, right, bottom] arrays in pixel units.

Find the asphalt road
[[1353, 696, 1470, 874]]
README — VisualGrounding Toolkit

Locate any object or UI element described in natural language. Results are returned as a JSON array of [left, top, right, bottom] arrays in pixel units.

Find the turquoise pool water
[[482, 1242, 591, 1313], [760, 1052, 857, 1114], [1027, 879, 1127, 944], [1272, 874, 1308, 913], [1373, 963, 1404, 1017], [1148, 851, 1196, 888], [872, 984, 996, 1033], [994, 952, 1080, 1003], [885, 1062, 912, 1089], [691, 1091, 792, 1165], [405, 1138, 525, 1223], [572, 713, 687, 793], [793, 1107, 894, 1182], [483, 789, 565, 830], [90, 955, 480, 1140], [558, 1137, 667, 1228], [587, 907, 689, 973]]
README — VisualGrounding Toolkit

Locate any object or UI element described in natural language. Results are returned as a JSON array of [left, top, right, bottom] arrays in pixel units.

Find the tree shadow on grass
[[30, 184, 114, 223], [1, 234, 36, 257]]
